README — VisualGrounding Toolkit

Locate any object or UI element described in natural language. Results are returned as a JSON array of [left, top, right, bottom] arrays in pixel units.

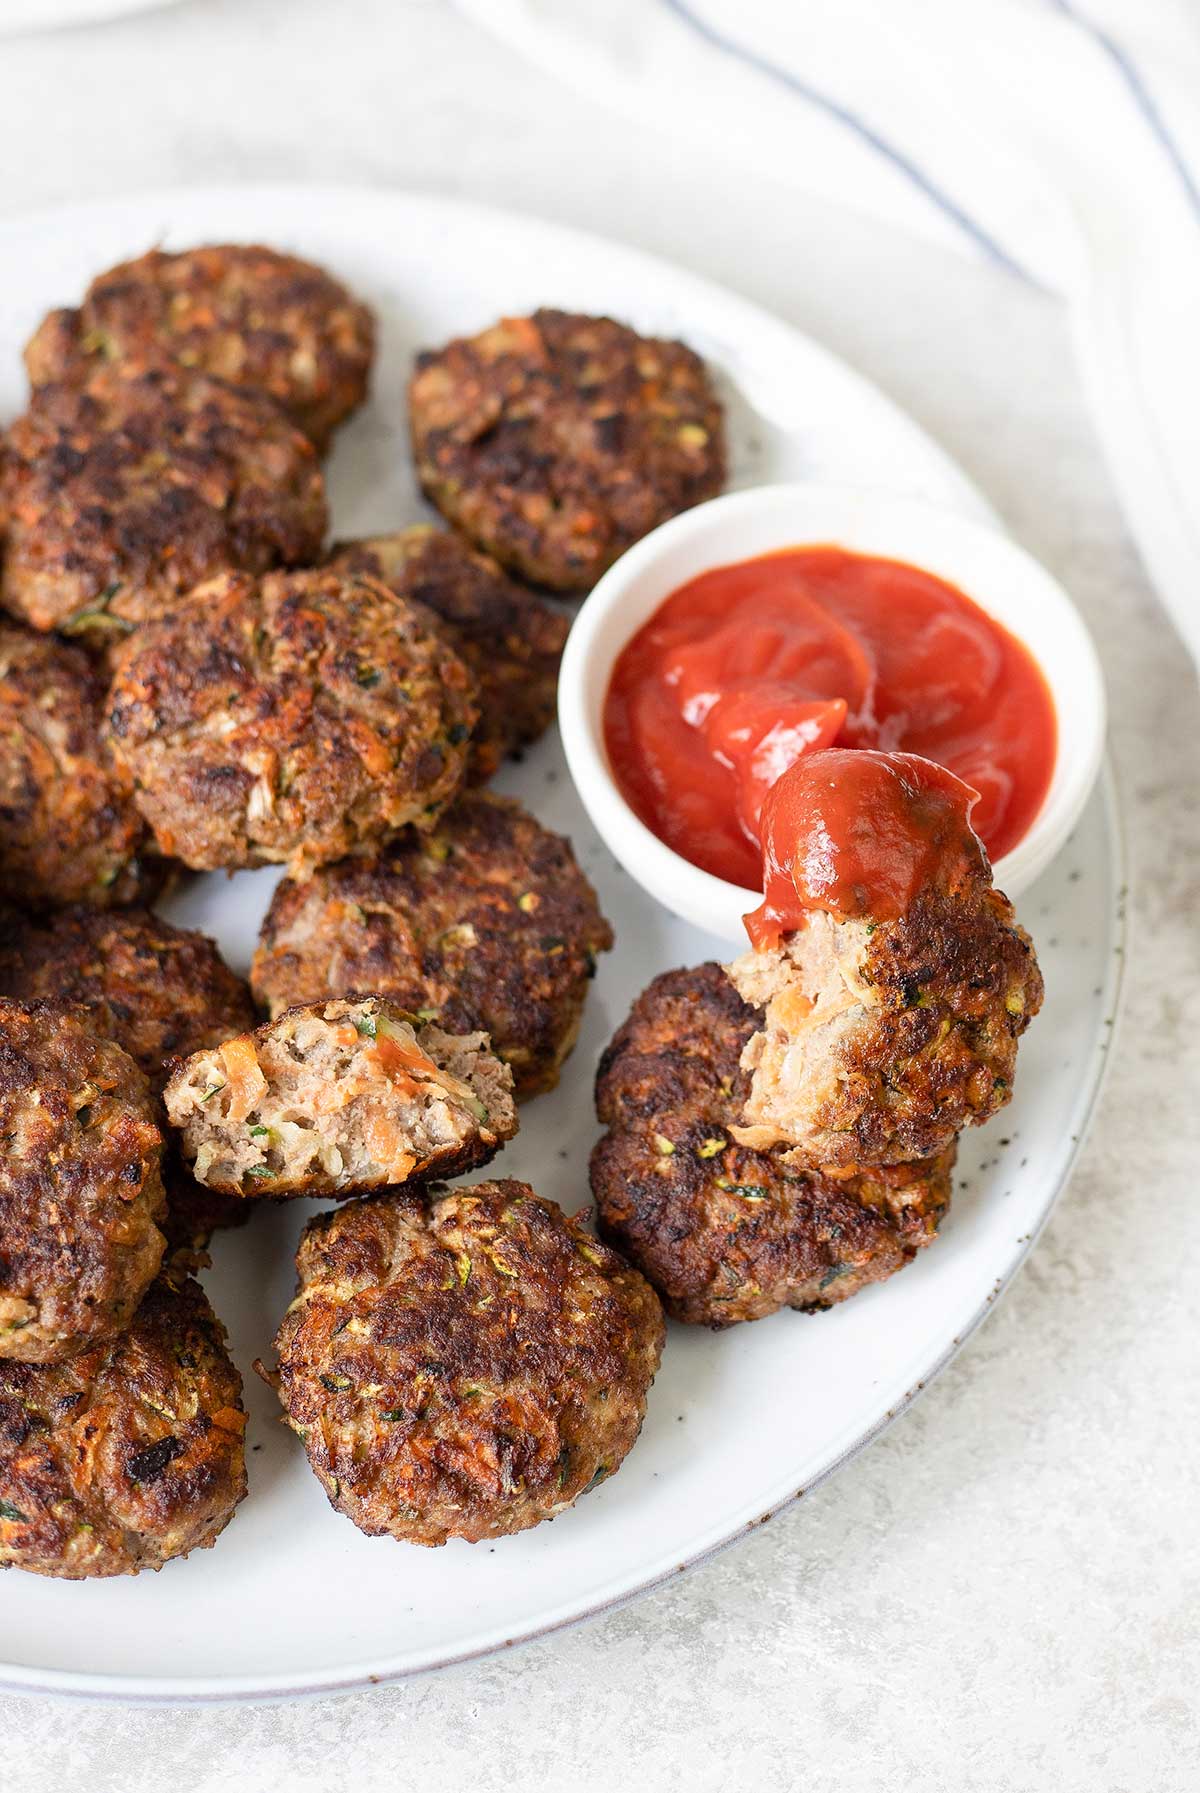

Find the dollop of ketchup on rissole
[[744, 747, 983, 949], [602, 545, 1056, 894]]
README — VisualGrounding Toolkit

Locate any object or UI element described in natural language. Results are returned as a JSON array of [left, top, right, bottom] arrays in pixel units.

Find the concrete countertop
[[0, 2, 1196, 1788]]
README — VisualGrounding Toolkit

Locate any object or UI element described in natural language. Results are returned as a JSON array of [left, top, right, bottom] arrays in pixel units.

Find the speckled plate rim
[[0, 184, 1128, 1705]]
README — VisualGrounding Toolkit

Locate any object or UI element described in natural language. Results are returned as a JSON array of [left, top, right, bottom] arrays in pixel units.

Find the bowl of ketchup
[[558, 484, 1106, 942]]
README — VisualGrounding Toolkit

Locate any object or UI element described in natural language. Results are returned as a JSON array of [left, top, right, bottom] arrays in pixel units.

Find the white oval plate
[[0, 188, 1125, 1703]]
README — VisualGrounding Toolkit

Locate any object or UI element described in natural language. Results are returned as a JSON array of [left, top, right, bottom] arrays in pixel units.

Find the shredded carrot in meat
[[373, 1034, 437, 1087], [363, 1108, 415, 1178], [211, 1406, 247, 1433], [217, 1036, 267, 1125], [775, 987, 815, 1029]]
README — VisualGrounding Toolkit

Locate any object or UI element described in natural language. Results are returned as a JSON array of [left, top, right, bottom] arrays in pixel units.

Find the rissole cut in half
[[591, 963, 954, 1327], [163, 997, 516, 1199]]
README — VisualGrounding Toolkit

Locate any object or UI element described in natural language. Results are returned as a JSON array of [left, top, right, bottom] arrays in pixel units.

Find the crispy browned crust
[[591, 964, 954, 1327], [828, 885, 1042, 1164], [0, 1264, 247, 1577], [250, 791, 613, 1098], [409, 310, 726, 592], [24, 244, 375, 450], [733, 876, 1045, 1170], [325, 526, 568, 782], [0, 1000, 166, 1363], [0, 362, 327, 644], [270, 1181, 664, 1546], [103, 568, 477, 874], [0, 905, 254, 1093], [0, 625, 154, 908]]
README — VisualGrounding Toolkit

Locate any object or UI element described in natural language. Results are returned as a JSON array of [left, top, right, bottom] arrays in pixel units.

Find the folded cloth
[[461, 0, 1200, 668]]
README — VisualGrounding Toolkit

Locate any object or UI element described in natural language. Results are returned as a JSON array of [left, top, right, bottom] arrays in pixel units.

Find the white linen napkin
[[460, 0, 1200, 670]]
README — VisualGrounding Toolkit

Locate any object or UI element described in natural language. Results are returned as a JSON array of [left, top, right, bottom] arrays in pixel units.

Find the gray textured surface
[[0, 1, 1196, 1787]]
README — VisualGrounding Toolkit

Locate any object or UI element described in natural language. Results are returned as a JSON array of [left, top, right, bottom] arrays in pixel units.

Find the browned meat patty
[[0, 905, 253, 1093], [325, 525, 568, 781], [0, 1000, 165, 1363], [727, 874, 1043, 1174], [164, 996, 516, 1200], [409, 309, 726, 592], [250, 791, 613, 1098], [591, 963, 954, 1327], [103, 568, 477, 874], [0, 362, 327, 646], [0, 1264, 246, 1577], [0, 625, 154, 909], [24, 243, 375, 451], [268, 1180, 664, 1546]]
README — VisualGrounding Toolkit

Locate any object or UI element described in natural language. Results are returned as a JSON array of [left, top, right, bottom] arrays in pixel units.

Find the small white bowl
[[558, 483, 1107, 942]]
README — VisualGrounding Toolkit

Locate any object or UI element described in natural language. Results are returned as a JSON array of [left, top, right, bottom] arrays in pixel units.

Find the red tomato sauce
[[603, 545, 1057, 892], [745, 748, 983, 949]]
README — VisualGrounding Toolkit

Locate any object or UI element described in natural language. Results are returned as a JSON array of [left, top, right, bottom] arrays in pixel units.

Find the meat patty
[[591, 964, 954, 1327], [164, 996, 516, 1199], [0, 1000, 165, 1363], [268, 1180, 664, 1545], [0, 362, 327, 646], [250, 791, 613, 1098], [325, 525, 568, 781], [0, 1265, 246, 1577], [0, 625, 154, 909], [0, 905, 253, 1093], [727, 888, 1043, 1173], [409, 309, 726, 591], [24, 243, 375, 451], [103, 568, 477, 874]]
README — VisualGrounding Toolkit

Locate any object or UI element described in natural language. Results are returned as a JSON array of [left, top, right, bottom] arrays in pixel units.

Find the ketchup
[[744, 748, 983, 949], [603, 546, 1056, 891]]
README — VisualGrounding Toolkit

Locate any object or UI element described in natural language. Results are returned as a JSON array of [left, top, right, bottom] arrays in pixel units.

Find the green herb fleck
[[0, 1499, 27, 1523], [697, 1136, 726, 1159], [716, 1177, 769, 1200]]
